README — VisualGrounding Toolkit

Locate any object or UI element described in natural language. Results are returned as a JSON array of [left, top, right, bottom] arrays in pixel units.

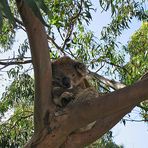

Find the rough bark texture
[[62, 106, 134, 148], [15, 1, 148, 148]]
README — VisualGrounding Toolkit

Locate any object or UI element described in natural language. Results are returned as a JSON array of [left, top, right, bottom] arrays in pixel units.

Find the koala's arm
[[52, 87, 80, 107]]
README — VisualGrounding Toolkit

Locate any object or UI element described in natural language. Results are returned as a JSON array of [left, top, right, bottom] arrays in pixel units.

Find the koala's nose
[[62, 77, 71, 88]]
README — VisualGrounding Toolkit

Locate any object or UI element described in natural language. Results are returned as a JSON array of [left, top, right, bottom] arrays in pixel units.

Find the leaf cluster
[[0, 73, 34, 147], [86, 131, 124, 148], [120, 22, 148, 85], [0, 73, 34, 116]]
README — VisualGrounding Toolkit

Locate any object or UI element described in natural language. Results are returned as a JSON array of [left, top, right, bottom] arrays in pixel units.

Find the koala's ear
[[74, 62, 87, 75], [74, 62, 84, 69]]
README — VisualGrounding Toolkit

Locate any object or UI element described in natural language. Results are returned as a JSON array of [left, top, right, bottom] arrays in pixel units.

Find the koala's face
[[52, 75, 71, 88], [52, 67, 71, 88], [52, 56, 88, 88], [62, 62, 87, 86]]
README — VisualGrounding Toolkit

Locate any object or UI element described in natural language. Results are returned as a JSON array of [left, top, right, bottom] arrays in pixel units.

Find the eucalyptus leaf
[[0, 0, 15, 27], [25, 0, 49, 27]]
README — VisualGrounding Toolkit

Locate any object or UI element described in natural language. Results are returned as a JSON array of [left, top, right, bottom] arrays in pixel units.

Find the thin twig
[[103, 60, 130, 74], [89, 70, 126, 90], [10, 113, 33, 129], [95, 62, 105, 73], [0, 57, 31, 62], [14, 17, 24, 26], [47, 35, 66, 55], [0, 60, 32, 65], [124, 118, 148, 122], [61, 0, 83, 50], [0, 60, 32, 70]]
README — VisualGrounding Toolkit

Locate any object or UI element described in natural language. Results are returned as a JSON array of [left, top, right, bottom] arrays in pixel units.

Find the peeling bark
[[89, 71, 126, 90]]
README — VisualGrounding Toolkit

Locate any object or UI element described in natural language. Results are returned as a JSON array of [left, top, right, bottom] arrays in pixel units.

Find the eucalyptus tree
[[0, 0, 148, 147]]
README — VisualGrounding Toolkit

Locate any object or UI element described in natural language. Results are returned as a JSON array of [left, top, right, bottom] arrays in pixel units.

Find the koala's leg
[[74, 87, 99, 103]]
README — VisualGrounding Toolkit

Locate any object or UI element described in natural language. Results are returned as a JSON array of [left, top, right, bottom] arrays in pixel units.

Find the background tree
[[120, 22, 148, 122], [0, 0, 148, 147]]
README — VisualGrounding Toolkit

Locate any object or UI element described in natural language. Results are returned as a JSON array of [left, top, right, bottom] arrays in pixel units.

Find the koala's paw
[[60, 92, 75, 107]]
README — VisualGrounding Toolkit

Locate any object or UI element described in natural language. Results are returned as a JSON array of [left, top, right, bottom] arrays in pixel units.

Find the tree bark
[[26, 78, 148, 147], [62, 105, 134, 148], [15, 0, 55, 135]]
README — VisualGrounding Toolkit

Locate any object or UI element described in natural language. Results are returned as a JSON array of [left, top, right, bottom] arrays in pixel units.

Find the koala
[[52, 56, 97, 132], [51, 56, 90, 107], [68, 87, 99, 132], [52, 87, 74, 107]]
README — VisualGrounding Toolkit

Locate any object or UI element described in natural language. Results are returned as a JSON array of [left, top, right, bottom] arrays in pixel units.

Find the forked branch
[[26, 78, 148, 147]]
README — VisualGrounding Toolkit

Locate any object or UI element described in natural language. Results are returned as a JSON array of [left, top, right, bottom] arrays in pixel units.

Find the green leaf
[[85, 10, 92, 20], [0, 0, 15, 28], [35, 0, 49, 15], [0, 10, 3, 30], [25, 0, 49, 27]]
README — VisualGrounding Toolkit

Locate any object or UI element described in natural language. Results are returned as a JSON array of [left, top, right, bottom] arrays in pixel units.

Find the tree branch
[[0, 60, 32, 66], [0, 60, 32, 70], [10, 113, 33, 129], [47, 35, 65, 55], [0, 57, 31, 61], [14, 16, 24, 26], [124, 118, 148, 122], [62, 105, 134, 148], [89, 70, 126, 90], [14, 10, 66, 55], [26, 78, 148, 147], [61, 0, 83, 50]]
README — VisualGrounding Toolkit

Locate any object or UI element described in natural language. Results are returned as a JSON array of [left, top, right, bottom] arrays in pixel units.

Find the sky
[[0, 0, 148, 147], [89, 0, 148, 148], [113, 112, 148, 148]]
